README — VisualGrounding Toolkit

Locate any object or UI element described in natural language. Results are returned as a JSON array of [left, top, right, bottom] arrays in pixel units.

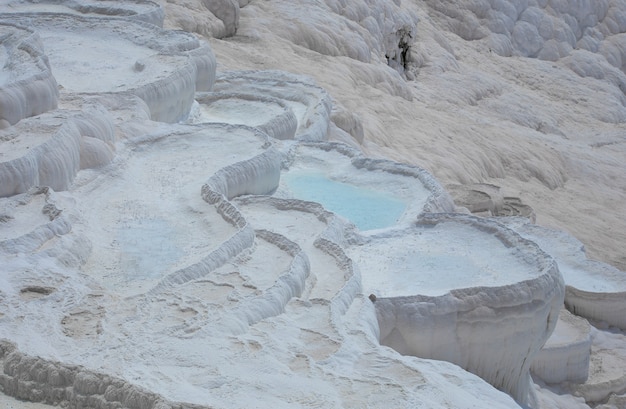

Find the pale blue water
[[118, 219, 182, 278], [283, 171, 407, 230]]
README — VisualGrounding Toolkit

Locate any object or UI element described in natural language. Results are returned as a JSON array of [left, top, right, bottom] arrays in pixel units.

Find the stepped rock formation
[[1, 1, 625, 409]]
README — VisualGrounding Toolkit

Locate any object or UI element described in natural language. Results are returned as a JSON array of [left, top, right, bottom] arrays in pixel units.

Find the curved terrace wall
[[364, 214, 564, 405], [0, 23, 58, 127]]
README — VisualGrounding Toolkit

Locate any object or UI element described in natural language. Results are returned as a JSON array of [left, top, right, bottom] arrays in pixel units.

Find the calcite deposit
[[1, 1, 625, 409]]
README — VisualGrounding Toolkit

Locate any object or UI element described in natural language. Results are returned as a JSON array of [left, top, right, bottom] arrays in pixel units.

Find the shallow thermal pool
[[282, 170, 408, 231]]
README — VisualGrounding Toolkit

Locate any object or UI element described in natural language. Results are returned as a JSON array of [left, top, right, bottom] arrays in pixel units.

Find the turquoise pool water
[[283, 171, 408, 230]]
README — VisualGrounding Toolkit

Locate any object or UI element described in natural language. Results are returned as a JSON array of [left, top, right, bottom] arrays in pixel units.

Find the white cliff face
[[420, 0, 626, 68], [1, 1, 625, 409]]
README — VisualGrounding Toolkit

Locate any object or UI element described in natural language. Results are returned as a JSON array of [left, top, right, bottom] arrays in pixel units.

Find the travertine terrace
[[1, 1, 625, 409]]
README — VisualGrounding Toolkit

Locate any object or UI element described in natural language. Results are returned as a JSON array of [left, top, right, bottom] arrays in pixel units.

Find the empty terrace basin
[[191, 93, 297, 140], [212, 71, 333, 141], [6, 14, 214, 122], [14, 18, 177, 93], [0, 0, 164, 26], [278, 143, 452, 231], [354, 220, 545, 297], [351, 213, 564, 405]]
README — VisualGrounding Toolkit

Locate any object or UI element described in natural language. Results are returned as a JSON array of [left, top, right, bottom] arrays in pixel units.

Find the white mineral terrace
[[501, 217, 626, 330], [353, 220, 543, 297], [349, 213, 564, 405], [190, 91, 298, 140], [211, 71, 333, 142], [0, 1, 625, 409], [0, 0, 165, 29], [2, 13, 216, 123], [0, 0, 161, 18], [193, 94, 287, 127], [10, 16, 180, 94]]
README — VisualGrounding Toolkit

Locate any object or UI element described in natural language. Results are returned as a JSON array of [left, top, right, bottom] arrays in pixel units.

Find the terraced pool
[[283, 170, 408, 230]]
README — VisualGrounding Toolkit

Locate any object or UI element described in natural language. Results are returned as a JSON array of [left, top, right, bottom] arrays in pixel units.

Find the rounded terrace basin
[[350, 213, 564, 405], [0, 0, 164, 26], [500, 217, 626, 330], [191, 92, 297, 140], [212, 70, 333, 141], [283, 170, 408, 231], [4, 14, 215, 123], [277, 142, 454, 231]]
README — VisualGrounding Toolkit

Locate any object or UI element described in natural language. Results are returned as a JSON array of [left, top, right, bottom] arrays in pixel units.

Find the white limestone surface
[[0, 23, 58, 127], [1, 1, 625, 408], [0, 97, 524, 409], [350, 213, 564, 405]]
